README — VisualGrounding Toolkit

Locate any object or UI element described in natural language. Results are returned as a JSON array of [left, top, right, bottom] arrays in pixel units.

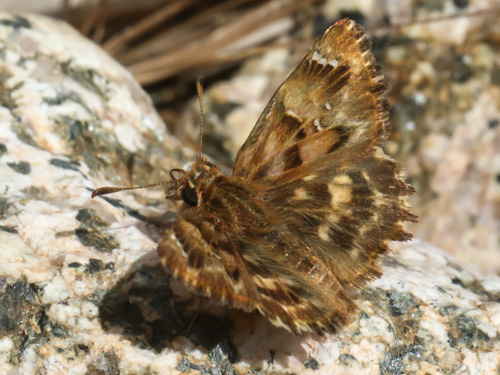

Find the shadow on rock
[[98, 251, 238, 361]]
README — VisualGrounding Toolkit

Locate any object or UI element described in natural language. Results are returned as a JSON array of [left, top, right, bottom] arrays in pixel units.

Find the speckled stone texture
[[1, 12, 499, 375]]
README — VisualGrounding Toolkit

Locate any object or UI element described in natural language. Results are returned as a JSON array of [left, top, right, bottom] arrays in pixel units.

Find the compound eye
[[182, 186, 198, 206]]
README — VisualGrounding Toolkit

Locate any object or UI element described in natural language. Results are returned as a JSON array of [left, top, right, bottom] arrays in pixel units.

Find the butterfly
[[92, 18, 416, 334]]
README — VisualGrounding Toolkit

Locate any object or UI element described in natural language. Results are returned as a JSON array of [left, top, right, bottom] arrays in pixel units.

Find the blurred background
[[1, 0, 499, 274]]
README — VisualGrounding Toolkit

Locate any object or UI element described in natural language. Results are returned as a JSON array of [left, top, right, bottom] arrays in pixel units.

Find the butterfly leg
[[185, 298, 204, 334]]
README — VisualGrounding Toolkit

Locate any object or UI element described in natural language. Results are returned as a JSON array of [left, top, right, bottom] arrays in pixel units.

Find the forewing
[[264, 147, 416, 291], [233, 18, 388, 180]]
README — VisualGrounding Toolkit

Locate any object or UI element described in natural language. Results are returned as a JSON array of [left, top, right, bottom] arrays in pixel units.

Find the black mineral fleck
[[380, 344, 423, 375], [88, 258, 105, 274], [75, 228, 118, 253], [386, 291, 417, 317], [0, 282, 45, 357], [304, 357, 320, 370], [7, 161, 31, 174], [448, 315, 489, 349], [86, 350, 121, 375], [76, 208, 108, 228], [49, 158, 80, 171], [0, 225, 17, 234], [0, 16, 31, 29]]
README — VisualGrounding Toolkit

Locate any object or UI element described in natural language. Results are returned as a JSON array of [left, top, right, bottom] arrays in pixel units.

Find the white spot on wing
[[328, 184, 352, 205], [333, 175, 352, 185], [329, 59, 339, 67], [303, 175, 317, 181], [292, 187, 308, 200], [318, 224, 329, 241], [314, 118, 324, 131], [170, 233, 186, 255], [286, 109, 301, 120], [357, 34, 367, 44], [327, 213, 340, 224], [345, 21, 355, 31]]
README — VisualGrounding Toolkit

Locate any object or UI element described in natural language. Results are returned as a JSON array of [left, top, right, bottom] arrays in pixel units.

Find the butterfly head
[[91, 75, 219, 205], [166, 156, 221, 207]]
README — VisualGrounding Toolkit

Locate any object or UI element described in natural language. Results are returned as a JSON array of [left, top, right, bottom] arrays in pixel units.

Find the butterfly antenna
[[91, 181, 170, 199], [196, 76, 204, 159]]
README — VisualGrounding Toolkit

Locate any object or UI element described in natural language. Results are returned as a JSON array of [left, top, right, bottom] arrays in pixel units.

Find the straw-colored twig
[[118, 0, 255, 65], [102, 0, 197, 55], [128, 0, 322, 85]]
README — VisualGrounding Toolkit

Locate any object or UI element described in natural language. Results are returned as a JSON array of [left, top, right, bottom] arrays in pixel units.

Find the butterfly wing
[[233, 18, 388, 180], [265, 149, 415, 288], [230, 18, 416, 304], [158, 177, 358, 334]]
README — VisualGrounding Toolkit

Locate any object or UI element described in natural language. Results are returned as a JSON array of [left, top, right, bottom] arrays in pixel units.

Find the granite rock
[[0, 13, 499, 375]]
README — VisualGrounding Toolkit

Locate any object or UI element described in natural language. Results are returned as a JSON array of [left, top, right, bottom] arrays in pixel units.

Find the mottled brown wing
[[233, 18, 388, 180], [158, 208, 256, 311], [158, 177, 359, 334], [264, 147, 416, 291], [158, 152, 415, 334]]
